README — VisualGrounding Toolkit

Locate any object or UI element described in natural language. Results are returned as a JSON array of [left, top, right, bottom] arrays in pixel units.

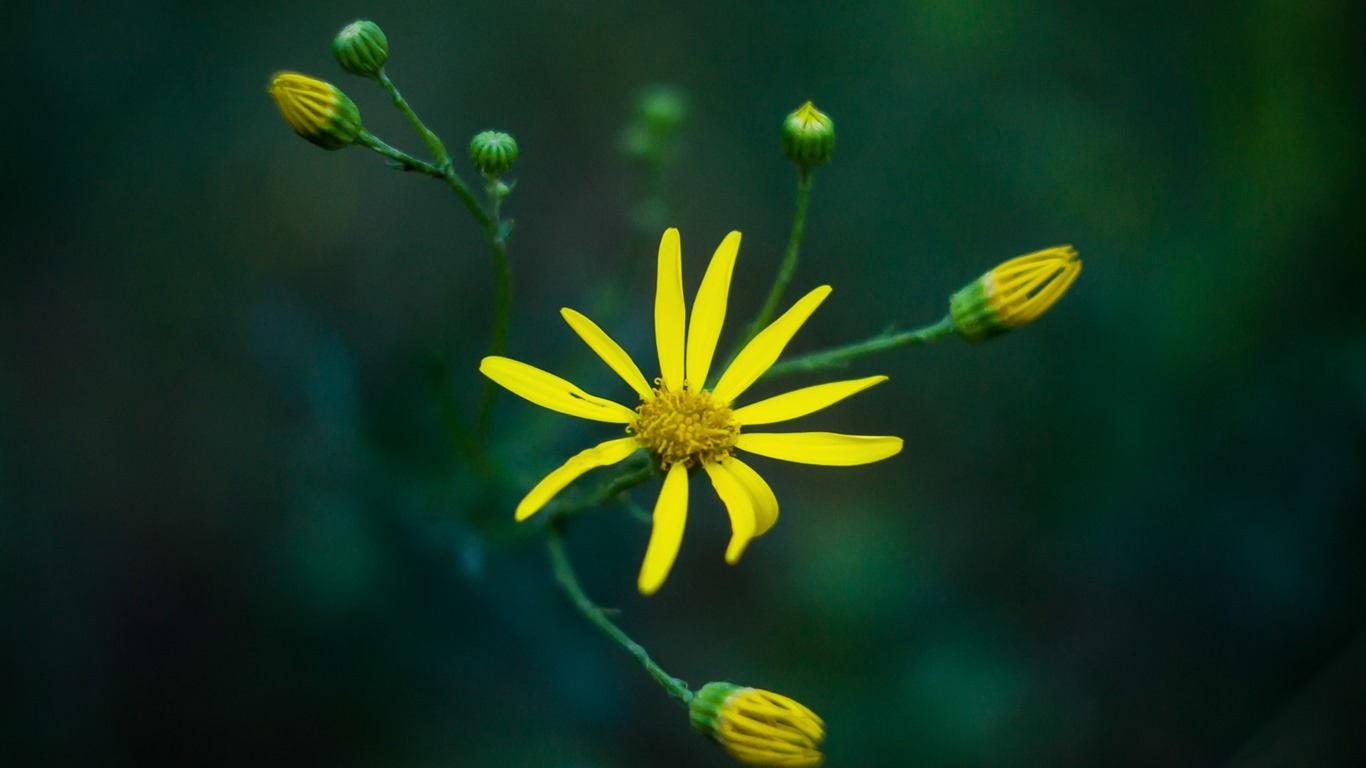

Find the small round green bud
[[637, 84, 687, 133], [333, 20, 389, 76], [268, 72, 363, 150], [781, 101, 835, 168], [469, 131, 519, 176]]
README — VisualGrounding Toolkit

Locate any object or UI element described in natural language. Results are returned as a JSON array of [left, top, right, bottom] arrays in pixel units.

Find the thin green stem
[[553, 455, 657, 520], [730, 167, 814, 365], [475, 177, 514, 441], [547, 527, 693, 706], [357, 132, 445, 178], [374, 70, 452, 170], [760, 315, 959, 380]]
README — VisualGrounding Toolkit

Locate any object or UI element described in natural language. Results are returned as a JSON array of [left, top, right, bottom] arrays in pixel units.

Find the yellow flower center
[[631, 383, 739, 469]]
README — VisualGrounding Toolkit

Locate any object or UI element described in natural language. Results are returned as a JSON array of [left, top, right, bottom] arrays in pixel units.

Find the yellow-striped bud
[[690, 682, 826, 767], [268, 72, 363, 150], [950, 245, 1081, 341]]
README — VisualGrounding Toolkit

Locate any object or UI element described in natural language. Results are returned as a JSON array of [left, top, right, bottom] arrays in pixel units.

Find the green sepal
[[948, 277, 1010, 342]]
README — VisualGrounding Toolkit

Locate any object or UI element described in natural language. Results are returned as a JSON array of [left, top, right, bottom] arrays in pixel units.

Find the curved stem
[[761, 315, 958, 380], [547, 527, 693, 706], [729, 167, 813, 366]]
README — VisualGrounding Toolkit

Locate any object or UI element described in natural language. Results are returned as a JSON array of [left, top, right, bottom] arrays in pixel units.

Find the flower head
[[481, 228, 902, 594], [690, 682, 826, 767], [949, 245, 1081, 342], [268, 72, 363, 150]]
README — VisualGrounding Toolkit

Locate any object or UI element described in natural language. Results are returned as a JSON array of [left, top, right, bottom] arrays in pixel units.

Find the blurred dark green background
[[4, 1, 1364, 765]]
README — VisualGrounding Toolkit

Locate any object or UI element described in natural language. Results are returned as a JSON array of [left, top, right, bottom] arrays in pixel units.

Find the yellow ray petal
[[712, 285, 832, 404], [654, 228, 686, 391], [638, 463, 689, 595], [703, 460, 756, 564], [722, 456, 779, 536], [514, 437, 641, 521], [732, 375, 888, 426], [735, 432, 903, 466], [479, 356, 636, 423], [560, 308, 653, 402], [686, 231, 741, 390]]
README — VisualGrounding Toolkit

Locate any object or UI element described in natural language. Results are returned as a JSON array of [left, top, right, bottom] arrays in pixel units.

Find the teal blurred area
[[3, 1, 1364, 765]]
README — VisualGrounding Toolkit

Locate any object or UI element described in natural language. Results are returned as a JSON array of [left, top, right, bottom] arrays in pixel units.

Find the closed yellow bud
[[950, 245, 1081, 341], [690, 682, 826, 767], [268, 72, 363, 150]]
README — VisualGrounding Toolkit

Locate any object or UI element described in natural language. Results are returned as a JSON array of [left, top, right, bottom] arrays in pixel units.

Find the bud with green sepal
[[470, 131, 519, 177], [268, 72, 364, 150], [781, 101, 835, 168], [333, 20, 389, 77], [950, 245, 1082, 342], [690, 682, 826, 767]]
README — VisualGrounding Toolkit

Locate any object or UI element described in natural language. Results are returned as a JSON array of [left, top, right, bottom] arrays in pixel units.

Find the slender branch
[[729, 167, 814, 366], [357, 132, 446, 178], [761, 315, 958, 380], [373, 70, 452, 170], [547, 527, 693, 706], [475, 177, 514, 440]]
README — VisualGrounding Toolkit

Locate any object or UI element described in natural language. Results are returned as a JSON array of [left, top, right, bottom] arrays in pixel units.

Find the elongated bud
[[781, 101, 835, 168], [950, 246, 1082, 341], [268, 72, 363, 150], [333, 20, 389, 76], [690, 682, 826, 767], [470, 131, 519, 176]]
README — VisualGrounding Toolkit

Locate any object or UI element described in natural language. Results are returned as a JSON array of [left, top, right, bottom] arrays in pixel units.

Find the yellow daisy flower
[[480, 228, 902, 594]]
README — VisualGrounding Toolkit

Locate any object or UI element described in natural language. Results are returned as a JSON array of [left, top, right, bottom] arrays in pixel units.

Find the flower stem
[[547, 526, 693, 706], [730, 167, 814, 364], [373, 70, 452, 171], [761, 315, 959, 380], [357, 131, 445, 177], [476, 178, 514, 440]]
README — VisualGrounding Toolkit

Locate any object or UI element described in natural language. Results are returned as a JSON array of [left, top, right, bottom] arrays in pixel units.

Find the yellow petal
[[479, 356, 636, 423], [514, 437, 641, 521], [638, 463, 689, 595], [560, 308, 653, 401], [735, 432, 904, 466], [732, 375, 888, 426], [703, 461, 756, 564], [722, 456, 779, 536], [654, 228, 686, 391], [686, 231, 741, 390], [712, 285, 832, 404]]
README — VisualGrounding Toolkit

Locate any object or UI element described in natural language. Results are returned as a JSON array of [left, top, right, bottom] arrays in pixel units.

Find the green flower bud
[[333, 20, 389, 76], [690, 682, 826, 767], [469, 131, 519, 176], [268, 72, 363, 150], [637, 84, 687, 134], [621, 84, 687, 163], [950, 246, 1082, 342], [781, 101, 835, 168]]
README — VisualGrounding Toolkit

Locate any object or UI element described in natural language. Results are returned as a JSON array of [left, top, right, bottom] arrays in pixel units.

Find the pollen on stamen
[[630, 384, 739, 470]]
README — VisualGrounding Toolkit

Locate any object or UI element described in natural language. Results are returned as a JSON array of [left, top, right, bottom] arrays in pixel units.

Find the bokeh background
[[4, 1, 1364, 765]]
